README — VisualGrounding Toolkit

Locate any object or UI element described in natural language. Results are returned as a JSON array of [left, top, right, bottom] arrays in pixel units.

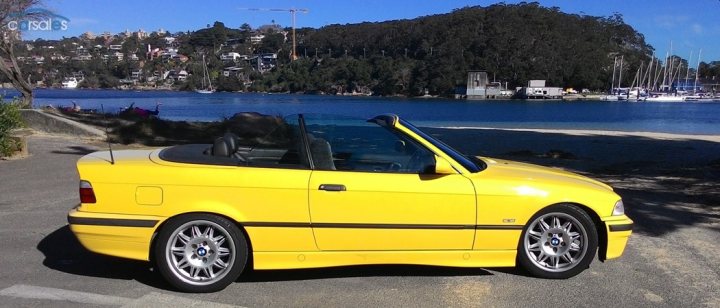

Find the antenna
[[101, 104, 115, 165]]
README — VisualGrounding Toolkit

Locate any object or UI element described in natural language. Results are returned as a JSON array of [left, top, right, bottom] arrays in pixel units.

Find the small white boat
[[61, 77, 80, 89], [599, 95, 619, 101], [645, 94, 686, 102], [684, 95, 719, 102]]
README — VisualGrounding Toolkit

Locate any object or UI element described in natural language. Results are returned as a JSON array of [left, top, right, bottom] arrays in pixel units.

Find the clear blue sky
[[24, 0, 720, 62]]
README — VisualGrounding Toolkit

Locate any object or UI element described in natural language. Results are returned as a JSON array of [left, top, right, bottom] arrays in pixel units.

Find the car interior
[[159, 115, 436, 174]]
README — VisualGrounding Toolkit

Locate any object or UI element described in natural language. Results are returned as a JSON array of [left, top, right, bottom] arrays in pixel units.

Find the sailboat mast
[[643, 56, 654, 89], [694, 49, 702, 94], [668, 42, 673, 90], [653, 56, 663, 91], [650, 56, 656, 88], [201, 54, 207, 89], [610, 56, 617, 94], [617, 55, 624, 91], [630, 63, 640, 89], [661, 51, 669, 91], [672, 61, 683, 87], [206, 56, 213, 90], [685, 51, 693, 92]]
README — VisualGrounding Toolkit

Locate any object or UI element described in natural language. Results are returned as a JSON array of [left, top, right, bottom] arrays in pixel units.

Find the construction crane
[[239, 8, 309, 60]]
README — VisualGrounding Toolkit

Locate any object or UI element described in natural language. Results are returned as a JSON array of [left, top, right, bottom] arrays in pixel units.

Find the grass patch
[[0, 99, 24, 157]]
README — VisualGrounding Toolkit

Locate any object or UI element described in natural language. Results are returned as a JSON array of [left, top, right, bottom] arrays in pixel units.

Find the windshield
[[398, 119, 485, 173]]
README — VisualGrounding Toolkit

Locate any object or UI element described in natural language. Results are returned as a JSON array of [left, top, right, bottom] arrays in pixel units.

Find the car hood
[[473, 157, 614, 192]]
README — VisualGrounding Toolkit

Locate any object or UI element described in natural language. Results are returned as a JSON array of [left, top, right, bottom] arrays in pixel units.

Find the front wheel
[[155, 214, 248, 292], [517, 204, 598, 279]]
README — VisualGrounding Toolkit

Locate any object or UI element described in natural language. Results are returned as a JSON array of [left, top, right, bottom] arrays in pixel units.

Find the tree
[[0, 0, 45, 108]]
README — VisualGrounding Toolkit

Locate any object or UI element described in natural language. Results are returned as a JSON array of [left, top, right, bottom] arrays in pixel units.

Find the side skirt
[[252, 250, 517, 270]]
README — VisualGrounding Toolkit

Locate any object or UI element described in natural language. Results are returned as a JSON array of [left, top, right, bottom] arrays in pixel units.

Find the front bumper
[[603, 216, 634, 260], [67, 207, 163, 261]]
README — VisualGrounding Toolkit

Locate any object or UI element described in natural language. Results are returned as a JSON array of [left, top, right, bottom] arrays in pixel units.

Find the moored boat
[[61, 77, 80, 89], [195, 54, 215, 94]]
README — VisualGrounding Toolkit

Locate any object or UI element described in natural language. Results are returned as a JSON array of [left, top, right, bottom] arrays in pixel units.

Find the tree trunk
[[0, 37, 34, 108], [16, 80, 33, 108]]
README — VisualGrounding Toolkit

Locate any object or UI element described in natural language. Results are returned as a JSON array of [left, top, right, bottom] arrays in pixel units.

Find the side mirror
[[433, 155, 457, 174]]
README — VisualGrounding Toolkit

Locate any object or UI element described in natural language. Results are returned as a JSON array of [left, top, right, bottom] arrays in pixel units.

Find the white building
[[250, 34, 265, 44], [221, 52, 247, 61], [516, 80, 563, 99], [465, 71, 502, 99]]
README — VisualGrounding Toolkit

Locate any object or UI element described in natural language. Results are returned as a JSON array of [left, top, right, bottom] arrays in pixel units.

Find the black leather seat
[[310, 138, 336, 170], [222, 132, 248, 162], [211, 137, 230, 157], [223, 133, 239, 152]]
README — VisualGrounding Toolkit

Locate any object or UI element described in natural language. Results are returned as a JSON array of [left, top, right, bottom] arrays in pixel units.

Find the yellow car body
[[68, 114, 632, 292]]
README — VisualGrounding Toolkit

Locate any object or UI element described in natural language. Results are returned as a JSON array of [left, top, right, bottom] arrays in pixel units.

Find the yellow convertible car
[[68, 114, 632, 292]]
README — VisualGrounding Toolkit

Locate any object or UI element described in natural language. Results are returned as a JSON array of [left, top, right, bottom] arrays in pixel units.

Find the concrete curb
[[20, 109, 105, 138]]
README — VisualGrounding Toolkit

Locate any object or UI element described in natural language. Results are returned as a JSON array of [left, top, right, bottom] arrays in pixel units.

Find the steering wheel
[[388, 162, 402, 171], [405, 151, 428, 173]]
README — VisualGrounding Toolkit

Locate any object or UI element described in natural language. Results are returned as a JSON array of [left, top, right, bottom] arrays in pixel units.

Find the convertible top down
[[68, 114, 632, 292]]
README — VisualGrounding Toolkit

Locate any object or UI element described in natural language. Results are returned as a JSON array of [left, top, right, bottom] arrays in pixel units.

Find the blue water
[[3, 88, 719, 135]]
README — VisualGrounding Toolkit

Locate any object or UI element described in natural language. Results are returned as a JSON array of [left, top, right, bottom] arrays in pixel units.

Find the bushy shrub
[[0, 99, 24, 156]]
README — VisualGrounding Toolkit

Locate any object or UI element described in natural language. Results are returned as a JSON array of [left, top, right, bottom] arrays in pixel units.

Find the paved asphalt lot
[[0, 135, 718, 307]]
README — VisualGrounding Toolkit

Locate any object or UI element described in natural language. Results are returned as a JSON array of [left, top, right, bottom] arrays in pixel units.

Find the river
[[2, 88, 719, 135]]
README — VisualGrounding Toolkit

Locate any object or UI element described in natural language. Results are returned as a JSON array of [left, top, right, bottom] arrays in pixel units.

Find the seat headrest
[[212, 137, 230, 157], [310, 138, 336, 170], [223, 132, 239, 152]]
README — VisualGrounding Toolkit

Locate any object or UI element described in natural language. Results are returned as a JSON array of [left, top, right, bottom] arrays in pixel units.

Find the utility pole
[[239, 7, 309, 61]]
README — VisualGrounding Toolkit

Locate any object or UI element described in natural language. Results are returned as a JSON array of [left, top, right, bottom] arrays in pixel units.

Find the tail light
[[79, 180, 96, 203]]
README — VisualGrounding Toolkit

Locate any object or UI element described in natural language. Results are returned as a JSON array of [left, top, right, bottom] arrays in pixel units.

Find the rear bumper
[[603, 217, 634, 260], [67, 207, 163, 261]]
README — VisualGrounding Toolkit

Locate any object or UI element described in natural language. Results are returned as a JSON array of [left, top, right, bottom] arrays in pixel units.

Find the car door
[[304, 115, 476, 251]]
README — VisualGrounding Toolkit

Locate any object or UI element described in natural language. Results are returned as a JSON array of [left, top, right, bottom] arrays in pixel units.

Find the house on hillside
[[165, 70, 188, 82], [221, 52, 247, 62], [246, 53, 278, 72], [223, 66, 245, 78], [250, 34, 265, 44]]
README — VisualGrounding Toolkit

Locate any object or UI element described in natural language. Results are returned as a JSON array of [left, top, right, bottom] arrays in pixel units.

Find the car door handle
[[318, 184, 346, 192]]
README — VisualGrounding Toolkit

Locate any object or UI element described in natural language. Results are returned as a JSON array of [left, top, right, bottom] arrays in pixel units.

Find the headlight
[[612, 200, 625, 216]]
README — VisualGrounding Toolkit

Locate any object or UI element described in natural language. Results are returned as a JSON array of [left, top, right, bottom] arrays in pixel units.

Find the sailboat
[[196, 54, 215, 94], [600, 56, 622, 101]]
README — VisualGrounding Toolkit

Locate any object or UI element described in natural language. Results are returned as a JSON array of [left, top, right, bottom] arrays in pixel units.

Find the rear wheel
[[517, 204, 598, 279], [155, 214, 247, 292]]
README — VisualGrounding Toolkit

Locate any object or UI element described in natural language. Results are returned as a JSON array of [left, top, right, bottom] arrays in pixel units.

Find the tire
[[154, 213, 248, 292], [517, 204, 598, 279]]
